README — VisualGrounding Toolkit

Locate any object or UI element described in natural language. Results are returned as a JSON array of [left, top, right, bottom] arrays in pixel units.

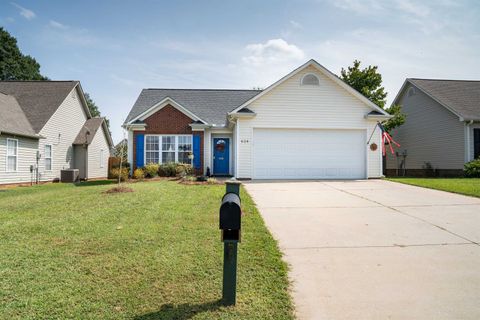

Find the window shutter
[[136, 134, 145, 167], [193, 135, 201, 169]]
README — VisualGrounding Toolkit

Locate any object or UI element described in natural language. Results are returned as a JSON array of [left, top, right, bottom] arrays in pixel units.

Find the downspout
[[84, 130, 90, 180], [466, 120, 473, 162]]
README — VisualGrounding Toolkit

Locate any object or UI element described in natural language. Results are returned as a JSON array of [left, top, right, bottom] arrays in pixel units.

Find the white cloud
[[330, 0, 385, 15], [290, 20, 303, 29], [49, 20, 68, 29], [394, 0, 430, 18], [11, 2, 35, 20], [242, 38, 305, 66]]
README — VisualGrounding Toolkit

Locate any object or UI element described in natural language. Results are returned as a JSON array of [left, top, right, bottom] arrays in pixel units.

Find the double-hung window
[[45, 144, 52, 171], [6, 138, 18, 172], [145, 136, 160, 164], [100, 149, 105, 168], [162, 136, 176, 163], [178, 136, 192, 163], [145, 135, 192, 164]]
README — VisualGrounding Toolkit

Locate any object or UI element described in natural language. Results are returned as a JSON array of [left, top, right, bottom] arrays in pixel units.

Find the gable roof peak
[[397, 78, 480, 121], [0, 81, 81, 133], [229, 58, 390, 116]]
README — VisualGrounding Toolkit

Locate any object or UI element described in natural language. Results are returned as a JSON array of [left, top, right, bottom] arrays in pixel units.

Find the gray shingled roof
[[0, 93, 38, 138], [73, 117, 105, 145], [125, 89, 262, 126], [0, 81, 79, 132], [409, 79, 480, 120]]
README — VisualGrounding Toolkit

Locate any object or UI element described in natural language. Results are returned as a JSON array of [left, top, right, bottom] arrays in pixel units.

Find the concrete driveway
[[244, 180, 480, 320]]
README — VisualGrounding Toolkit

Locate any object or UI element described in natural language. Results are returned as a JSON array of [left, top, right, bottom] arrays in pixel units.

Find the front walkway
[[245, 180, 480, 320]]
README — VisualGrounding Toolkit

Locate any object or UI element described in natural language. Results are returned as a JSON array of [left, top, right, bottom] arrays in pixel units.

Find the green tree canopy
[[1, 27, 110, 131], [84, 92, 110, 131], [0, 27, 47, 80], [340, 59, 405, 131]]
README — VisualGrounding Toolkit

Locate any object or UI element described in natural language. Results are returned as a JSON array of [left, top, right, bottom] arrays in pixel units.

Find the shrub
[[207, 177, 217, 184], [110, 158, 130, 169], [422, 162, 436, 177], [158, 162, 177, 177], [185, 175, 196, 182], [133, 168, 145, 180], [110, 168, 129, 181], [144, 163, 160, 178], [176, 163, 194, 177], [464, 159, 480, 177]]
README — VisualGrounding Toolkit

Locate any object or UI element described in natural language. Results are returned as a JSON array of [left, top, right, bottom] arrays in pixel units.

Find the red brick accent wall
[[132, 104, 204, 174]]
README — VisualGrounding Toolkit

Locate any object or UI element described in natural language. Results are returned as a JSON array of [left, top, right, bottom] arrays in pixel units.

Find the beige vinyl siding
[[0, 134, 39, 184], [386, 84, 465, 170], [236, 65, 382, 179], [37, 86, 89, 181], [87, 125, 110, 179]]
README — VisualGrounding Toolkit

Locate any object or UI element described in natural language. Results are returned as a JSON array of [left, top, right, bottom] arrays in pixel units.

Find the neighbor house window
[[6, 138, 18, 172], [100, 149, 105, 168], [301, 73, 320, 86], [145, 135, 192, 165], [44, 144, 52, 171]]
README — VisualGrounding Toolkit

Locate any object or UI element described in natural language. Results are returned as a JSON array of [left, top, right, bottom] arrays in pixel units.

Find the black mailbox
[[220, 193, 241, 230]]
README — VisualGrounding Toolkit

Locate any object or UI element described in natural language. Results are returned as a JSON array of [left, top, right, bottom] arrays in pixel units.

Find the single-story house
[[386, 79, 480, 177], [0, 81, 113, 185], [123, 59, 391, 180]]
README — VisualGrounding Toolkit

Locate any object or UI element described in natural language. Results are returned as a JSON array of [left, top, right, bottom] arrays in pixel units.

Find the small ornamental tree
[[341, 60, 405, 132]]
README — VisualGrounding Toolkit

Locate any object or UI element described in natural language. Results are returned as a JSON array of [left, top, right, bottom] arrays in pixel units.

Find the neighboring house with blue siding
[[123, 59, 391, 180], [386, 79, 480, 176], [0, 81, 113, 185]]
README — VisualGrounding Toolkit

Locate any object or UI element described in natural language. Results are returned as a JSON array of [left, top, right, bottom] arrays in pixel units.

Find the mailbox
[[220, 193, 241, 230], [220, 192, 241, 242], [219, 180, 242, 306]]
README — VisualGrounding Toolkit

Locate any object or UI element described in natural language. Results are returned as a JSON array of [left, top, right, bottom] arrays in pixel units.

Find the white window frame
[[145, 135, 160, 164], [144, 134, 193, 165], [6, 138, 18, 172], [44, 144, 53, 171], [100, 149, 105, 168]]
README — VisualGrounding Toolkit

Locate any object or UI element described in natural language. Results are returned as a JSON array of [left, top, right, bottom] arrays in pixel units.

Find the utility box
[[61, 169, 79, 182]]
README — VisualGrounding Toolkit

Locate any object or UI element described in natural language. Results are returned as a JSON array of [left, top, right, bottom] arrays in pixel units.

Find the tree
[[114, 139, 128, 163], [83, 92, 110, 131], [0, 27, 47, 80], [1, 27, 111, 131], [382, 104, 406, 133], [340, 59, 405, 131]]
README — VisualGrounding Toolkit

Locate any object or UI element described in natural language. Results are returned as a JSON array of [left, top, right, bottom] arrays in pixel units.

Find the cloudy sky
[[1, 0, 480, 142]]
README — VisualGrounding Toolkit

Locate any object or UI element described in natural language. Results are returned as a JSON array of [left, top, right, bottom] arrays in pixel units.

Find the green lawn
[[386, 178, 480, 198], [0, 180, 294, 319]]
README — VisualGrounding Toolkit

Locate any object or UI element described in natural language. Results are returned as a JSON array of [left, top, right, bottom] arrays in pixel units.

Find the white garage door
[[253, 129, 366, 179]]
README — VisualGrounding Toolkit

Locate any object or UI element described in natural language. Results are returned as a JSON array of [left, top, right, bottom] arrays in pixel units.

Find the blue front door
[[213, 138, 230, 175]]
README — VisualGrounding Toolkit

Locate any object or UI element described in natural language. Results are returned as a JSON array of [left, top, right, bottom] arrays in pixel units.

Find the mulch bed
[[103, 186, 134, 194]]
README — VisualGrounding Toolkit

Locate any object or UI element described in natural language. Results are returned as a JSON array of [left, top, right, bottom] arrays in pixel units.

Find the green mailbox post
[[219, 180, 242, 306]]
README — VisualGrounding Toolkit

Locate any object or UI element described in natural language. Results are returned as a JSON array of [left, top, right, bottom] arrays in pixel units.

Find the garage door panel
[[253, 129, 366, 179]]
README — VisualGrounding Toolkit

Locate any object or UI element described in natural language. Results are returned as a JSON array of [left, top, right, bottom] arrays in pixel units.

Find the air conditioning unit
[[61, 169, 79, 182]]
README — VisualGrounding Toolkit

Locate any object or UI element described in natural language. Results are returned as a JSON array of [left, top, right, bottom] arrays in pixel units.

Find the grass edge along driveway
[[386, 177, 480, 198], [0, 180, 294, 320]]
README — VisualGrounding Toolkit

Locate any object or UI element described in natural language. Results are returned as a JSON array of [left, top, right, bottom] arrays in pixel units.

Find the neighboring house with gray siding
[[386, 79, 480, 176], [0, 81, 113, 185]]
